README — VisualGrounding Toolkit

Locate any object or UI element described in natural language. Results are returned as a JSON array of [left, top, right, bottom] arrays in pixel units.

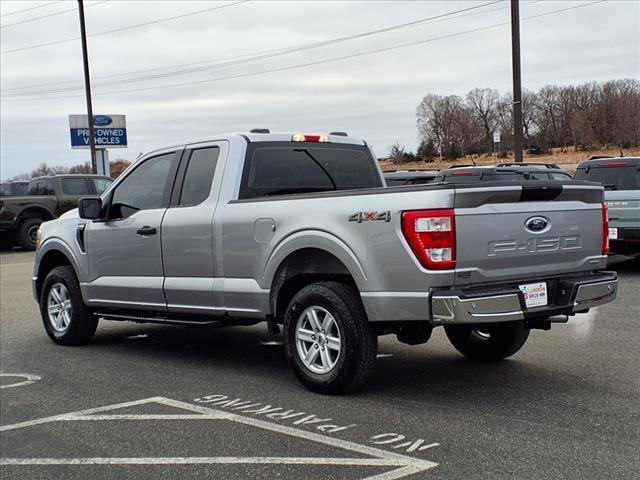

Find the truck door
[[161, 143, 227, 315], [84, 150, 180, 310]]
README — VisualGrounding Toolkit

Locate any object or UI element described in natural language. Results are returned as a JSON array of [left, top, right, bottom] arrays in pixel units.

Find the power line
[[0, 1, 64, 18], [0, 0, 605, 103], [1, 0, 509, 93], [0, 0, 250, 54], [1, 0, 504, 97], [0, 0, 107, 29]]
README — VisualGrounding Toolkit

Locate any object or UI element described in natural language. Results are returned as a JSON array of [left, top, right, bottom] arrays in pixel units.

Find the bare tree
[[416, 94, 467, 160], [68, 162, 92, 174], [466, 88, 499, 153]]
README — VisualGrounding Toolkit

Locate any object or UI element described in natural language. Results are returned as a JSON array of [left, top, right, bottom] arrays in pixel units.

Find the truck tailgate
[[453, 183, 606, 286]]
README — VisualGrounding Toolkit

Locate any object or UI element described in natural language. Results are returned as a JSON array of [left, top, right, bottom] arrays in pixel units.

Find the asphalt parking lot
[[1, 249, 638, 480]]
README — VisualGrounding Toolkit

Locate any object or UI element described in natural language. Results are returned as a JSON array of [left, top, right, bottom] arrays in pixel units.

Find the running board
[[94, 311, 224, 327]]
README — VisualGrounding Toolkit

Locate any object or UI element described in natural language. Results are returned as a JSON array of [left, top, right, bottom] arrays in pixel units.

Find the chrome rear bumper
[[430, 272, 617, 325]]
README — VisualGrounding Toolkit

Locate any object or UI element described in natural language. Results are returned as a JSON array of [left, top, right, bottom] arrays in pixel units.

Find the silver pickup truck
[[33, 131, 618, 393]]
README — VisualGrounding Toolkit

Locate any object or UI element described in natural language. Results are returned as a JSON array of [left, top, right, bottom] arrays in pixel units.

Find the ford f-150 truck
[[574, 157, 640, 255], [32, 131, 618, 393]]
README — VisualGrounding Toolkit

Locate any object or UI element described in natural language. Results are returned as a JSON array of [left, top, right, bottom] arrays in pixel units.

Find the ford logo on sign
[[93, 115, 112, 126], [525, 216, 550, 233]]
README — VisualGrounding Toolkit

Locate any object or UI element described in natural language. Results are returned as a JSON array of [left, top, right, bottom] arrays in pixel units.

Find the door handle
[[136, 226, 157, 236]]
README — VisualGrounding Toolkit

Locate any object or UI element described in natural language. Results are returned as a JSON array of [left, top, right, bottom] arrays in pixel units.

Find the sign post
[[69, 114, 127, 177], [493, 130, 501, 157], [95, 150, 109, 177]]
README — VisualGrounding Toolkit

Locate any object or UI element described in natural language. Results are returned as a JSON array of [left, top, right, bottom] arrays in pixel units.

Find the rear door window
[[178, 147, 220, 206], [549, 172, 572, 180], [240, 143, 381, 199], [62, 178, 90, 195]]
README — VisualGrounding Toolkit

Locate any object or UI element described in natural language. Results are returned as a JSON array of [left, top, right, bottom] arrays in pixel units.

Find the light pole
[[510, 0, 524, 163], [78, 0, 97, 173]]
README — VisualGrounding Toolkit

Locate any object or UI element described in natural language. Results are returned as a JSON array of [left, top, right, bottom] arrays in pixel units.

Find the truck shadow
[[88, 322, 617, 409], [606, 254, 640, 273]]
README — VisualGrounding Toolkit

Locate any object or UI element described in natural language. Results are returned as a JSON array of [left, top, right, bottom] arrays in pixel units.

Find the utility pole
[[78, 0, 97, 173], [510, 0, 523, 163]]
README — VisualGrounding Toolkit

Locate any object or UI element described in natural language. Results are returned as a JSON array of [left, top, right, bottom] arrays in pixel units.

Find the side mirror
[[79, 197, 103, 220]]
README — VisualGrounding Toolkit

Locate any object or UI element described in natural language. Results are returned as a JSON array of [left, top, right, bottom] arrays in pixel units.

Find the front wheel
[[40, 266, 98, 345], [283, 282, 377, 394], [444, 321, 529, 361]]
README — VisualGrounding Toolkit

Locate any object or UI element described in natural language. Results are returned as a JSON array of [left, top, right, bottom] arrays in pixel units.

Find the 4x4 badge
[[349, 211, 391, 223]]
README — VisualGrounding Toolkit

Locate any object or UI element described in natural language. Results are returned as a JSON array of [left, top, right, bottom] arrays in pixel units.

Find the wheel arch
[[266, 234, 367, 321], [15, 204, 55, 224], [35, 242, 81, 301]]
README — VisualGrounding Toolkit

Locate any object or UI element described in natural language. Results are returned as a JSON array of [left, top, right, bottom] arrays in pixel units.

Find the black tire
[[39, 266, 98, 345], [16, 218, 42, 251], [444, 321, 529, 361], [283, 281, 377, 394]]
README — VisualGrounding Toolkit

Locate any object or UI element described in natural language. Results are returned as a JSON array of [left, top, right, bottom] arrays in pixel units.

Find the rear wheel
[[40, 266, 98, 345], [283, 282, 377, 394], [16, 218, 42, 251], [444, 321, 529, 361]]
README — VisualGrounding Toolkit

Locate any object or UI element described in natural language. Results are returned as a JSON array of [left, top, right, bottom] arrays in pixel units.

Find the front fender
[[33, 237, 85, 301]]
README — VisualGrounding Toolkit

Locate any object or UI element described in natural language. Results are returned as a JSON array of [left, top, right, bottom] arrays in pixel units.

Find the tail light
[[601, 203, 609, 255], [401, 209, 456, 270], [292, 133, 330, 143], [597, 161, 628, 167]]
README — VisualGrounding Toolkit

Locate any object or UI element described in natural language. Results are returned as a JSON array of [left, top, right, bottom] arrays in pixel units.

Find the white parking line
[[0, 396, 438, 479], [1, 457, 411, 466], [0, 373, 41, 389]]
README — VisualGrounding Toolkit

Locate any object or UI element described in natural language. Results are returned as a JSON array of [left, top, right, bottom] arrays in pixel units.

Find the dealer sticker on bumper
[[519, 282, 548, 308], [608, 227, 618, 240]]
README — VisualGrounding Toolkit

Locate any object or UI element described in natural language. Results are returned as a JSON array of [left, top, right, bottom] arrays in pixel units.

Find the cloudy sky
[[1, 0, 638, 179]]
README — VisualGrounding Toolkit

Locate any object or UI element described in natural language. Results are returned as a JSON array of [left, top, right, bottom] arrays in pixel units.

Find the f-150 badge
[[349, 211, 391, 223]]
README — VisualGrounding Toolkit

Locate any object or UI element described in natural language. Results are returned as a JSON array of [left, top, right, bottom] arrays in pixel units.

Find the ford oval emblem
[[525, 216, 550, 233], [93, 115, 113, 126]]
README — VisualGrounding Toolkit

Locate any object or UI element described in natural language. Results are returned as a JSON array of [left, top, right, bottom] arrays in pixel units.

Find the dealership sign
[[69, 114, 127, 148]]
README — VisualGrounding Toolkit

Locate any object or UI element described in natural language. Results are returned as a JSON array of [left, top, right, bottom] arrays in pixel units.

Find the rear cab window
[[574, 160, 640, 190], [239, 142, 382, 199]]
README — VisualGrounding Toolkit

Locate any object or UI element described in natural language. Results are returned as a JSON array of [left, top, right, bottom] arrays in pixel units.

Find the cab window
[[178, 147, 220, 206], [109, 153, 175, 219]]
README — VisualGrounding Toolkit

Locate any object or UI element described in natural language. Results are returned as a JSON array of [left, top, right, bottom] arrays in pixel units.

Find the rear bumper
[[430, 271, 617, 325]]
